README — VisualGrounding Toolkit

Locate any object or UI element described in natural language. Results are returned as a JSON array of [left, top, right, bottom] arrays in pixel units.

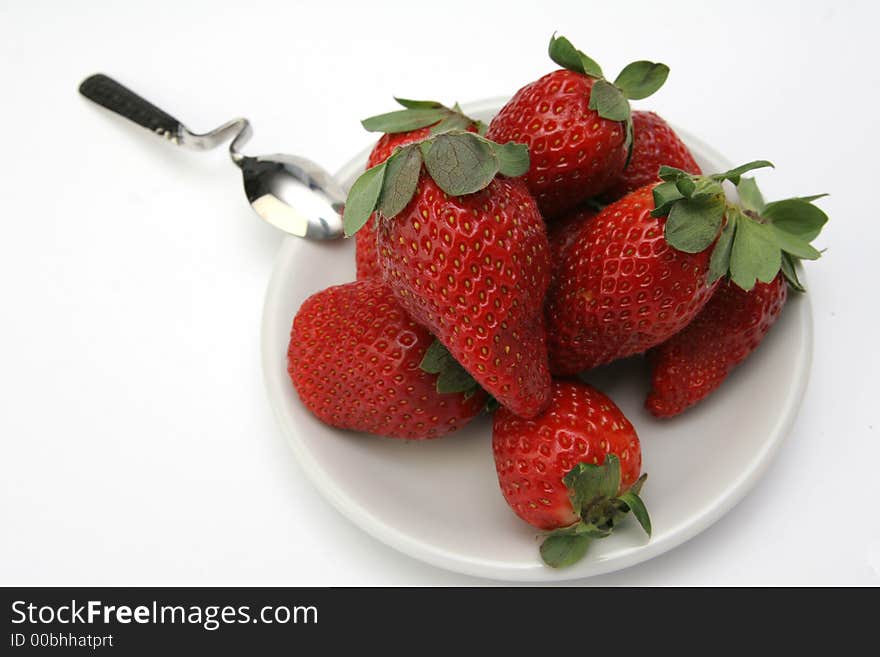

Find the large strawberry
[[493, 380, 650, 568], [646, 178, 829, 416], [545, 161, 806, 375], [342, 130, 552, 418], [487, 34, 669, 218], [287, 279, 486, 439], [601, 110, 701, 203], [356, 99, 482, 280]]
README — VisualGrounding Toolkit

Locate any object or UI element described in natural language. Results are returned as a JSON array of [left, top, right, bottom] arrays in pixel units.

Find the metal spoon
[[78, 74, 345, 240]]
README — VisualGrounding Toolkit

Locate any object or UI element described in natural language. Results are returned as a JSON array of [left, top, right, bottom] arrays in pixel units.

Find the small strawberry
[[287, 279, 486, 439], [601, 110, 702, 203], [487, 34, 669, 218], [493, 380, 650, 568], [356, 99, 482, 280], [647, 276, 786, 417], [342, 130, 552, 418], [646, 178, 829, 416], [544, 160, 812, 375]]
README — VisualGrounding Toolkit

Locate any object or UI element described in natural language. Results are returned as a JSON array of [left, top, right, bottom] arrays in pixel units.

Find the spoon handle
[[79, 73, 183, 143]]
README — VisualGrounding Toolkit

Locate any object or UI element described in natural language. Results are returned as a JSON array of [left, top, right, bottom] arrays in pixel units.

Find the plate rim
[[260, 99, 814, 581]]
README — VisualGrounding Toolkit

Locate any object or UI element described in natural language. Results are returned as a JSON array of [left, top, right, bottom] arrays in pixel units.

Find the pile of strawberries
[[287, 35, 828, 568]]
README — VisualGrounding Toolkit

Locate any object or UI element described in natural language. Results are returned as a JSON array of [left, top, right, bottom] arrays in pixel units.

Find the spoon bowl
[[237, 154, 345, 240]]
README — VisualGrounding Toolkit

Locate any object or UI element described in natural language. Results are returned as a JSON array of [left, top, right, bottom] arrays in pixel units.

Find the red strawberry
[[343, 130, 551, 418], [486, 34, 669, 218], [545, 184, 718, 375], [646, 275, 786, 417], [643, 175, 830, 415], [355, 100, 481, 280], [544, 159, 811, 376], [378, 174, 551, 418], [287, 279, 486, 439], [601, 111, 702, 203], [493, 380, 650, 567], [548, 205, 598, 265]]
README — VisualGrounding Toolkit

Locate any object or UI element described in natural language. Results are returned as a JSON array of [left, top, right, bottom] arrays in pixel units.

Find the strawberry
[[646, 177, 829, 416], [601, 110, 701, 203], [486, 34, 669, 218], [287, 279, 486, 439], [492, 380, 650, 568], [646, 275, 787, 417], [548, 205, 598, 265], [545, 183, 719, 375], [543, 161, 823, 376], [342, 130, 552, 418], [355, 99, 482, 280]]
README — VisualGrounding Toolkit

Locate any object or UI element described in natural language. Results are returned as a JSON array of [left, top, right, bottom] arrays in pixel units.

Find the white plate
[[261, 98, 812, 581]]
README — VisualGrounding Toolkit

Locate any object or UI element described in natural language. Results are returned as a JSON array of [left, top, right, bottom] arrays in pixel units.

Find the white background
[[1, 0, 878, 585]]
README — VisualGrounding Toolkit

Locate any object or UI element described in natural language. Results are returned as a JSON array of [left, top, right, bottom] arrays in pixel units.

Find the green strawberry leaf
[[419, 339, 450, 373], [564, 455, 622, 514], [342, 162, 386, 237], [708, 213, 737, 284], [628, 472, 647, 497], [618, 488, 652, 537], [588, 79, 631, 122], [795, 193, 829, 204], [421, 132, 498, 196], [429, 112, 474, 136], [613, 61, 669, 100], [658, 165, 690, 182], [769, 225, 821, 260], [361, 108, 449, 134], [675, 175, 697, 198], [540, 531, 591, 568], [651, 180, 685, 216], [419, 339, 479, 396], [393, 97, 444, 109], [377, 145, 422, 219], [729, 215, 781, 291], [713, 160, 774, 185], [762, 198, 828, 242], [781, 252, 806, 292], [362, 99, 479, 136], [664, 194, 726, 253], [736, 177, 766, 214], [547, 33, 603, 78], [623, 117, 635, 167], [492, 139, 530, 177], [436, 365, 479, 395]]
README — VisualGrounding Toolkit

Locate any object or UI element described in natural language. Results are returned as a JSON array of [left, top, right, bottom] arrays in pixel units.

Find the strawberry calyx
[[540, 455, 651, 568], [361, 97, 486, 136], [420, 339, 480, 397], [651, 162, 829, 292], [342, 130, 530, 236], [548, 33, 670, 164], [419, 339, 497, 412]]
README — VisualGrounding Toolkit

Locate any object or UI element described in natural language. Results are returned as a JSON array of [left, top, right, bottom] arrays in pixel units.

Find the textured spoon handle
[[79, 73, 183, 140]]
